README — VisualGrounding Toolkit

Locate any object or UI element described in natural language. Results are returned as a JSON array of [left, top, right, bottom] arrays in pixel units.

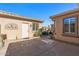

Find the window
[[52, 20, 55, 32], [32, 23, 36, 31], [63, 17, 77, 34], [36, 23, 39, 30], [32, 23, 39, 31]]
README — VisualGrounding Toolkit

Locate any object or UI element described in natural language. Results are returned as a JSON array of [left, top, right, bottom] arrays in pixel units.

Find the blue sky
[[0, 3, 77, 26]]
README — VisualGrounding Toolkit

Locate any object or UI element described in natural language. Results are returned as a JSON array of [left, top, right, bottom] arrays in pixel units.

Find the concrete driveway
[[5, 38, 79, 56]]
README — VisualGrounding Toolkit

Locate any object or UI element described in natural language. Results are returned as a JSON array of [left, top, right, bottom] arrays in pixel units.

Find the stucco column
[[78, 15, 79, 35]]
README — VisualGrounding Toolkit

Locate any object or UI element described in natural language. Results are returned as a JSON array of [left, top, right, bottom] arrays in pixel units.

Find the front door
[[21, 24, 29, 38]]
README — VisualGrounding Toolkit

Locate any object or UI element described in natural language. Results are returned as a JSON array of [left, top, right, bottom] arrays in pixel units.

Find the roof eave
[[50, 8, 79, 19], [0, 13, 43, 23]]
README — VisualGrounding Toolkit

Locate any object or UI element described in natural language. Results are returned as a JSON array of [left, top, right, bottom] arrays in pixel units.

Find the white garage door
[[21, 24, 29, 38]]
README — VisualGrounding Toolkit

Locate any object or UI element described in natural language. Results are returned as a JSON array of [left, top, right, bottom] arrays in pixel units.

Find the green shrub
[[33, 28, 43, 37]]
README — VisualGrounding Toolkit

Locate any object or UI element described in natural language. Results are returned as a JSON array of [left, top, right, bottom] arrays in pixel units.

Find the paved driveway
[[5, 38, 79, 56]]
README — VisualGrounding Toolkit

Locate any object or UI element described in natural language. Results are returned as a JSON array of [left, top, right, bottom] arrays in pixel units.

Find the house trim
[[0, 14, 43, 23]]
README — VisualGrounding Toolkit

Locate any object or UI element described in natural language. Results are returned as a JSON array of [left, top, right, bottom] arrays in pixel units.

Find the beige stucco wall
[[52, 12, 79, 44], [0, 17, 42, 40]]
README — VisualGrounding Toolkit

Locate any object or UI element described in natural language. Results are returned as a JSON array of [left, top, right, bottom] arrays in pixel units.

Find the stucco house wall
[[51, 9, 79, 44], [0, 11, 43, 40]]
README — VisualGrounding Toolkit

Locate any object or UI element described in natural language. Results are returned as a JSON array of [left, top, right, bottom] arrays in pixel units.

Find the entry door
[[21, 24, 29, 38]]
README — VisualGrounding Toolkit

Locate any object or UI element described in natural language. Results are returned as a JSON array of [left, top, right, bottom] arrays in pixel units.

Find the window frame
[[63, 16, 78, 36], [32, 23, 39, 31]]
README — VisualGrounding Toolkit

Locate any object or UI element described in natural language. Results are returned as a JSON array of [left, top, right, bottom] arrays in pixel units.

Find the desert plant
[[33, 28, 43, 37]]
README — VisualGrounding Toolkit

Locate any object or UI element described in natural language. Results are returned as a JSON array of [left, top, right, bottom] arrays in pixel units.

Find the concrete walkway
[[0, 37, 39, 56], [5, 37, 79, 56]]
